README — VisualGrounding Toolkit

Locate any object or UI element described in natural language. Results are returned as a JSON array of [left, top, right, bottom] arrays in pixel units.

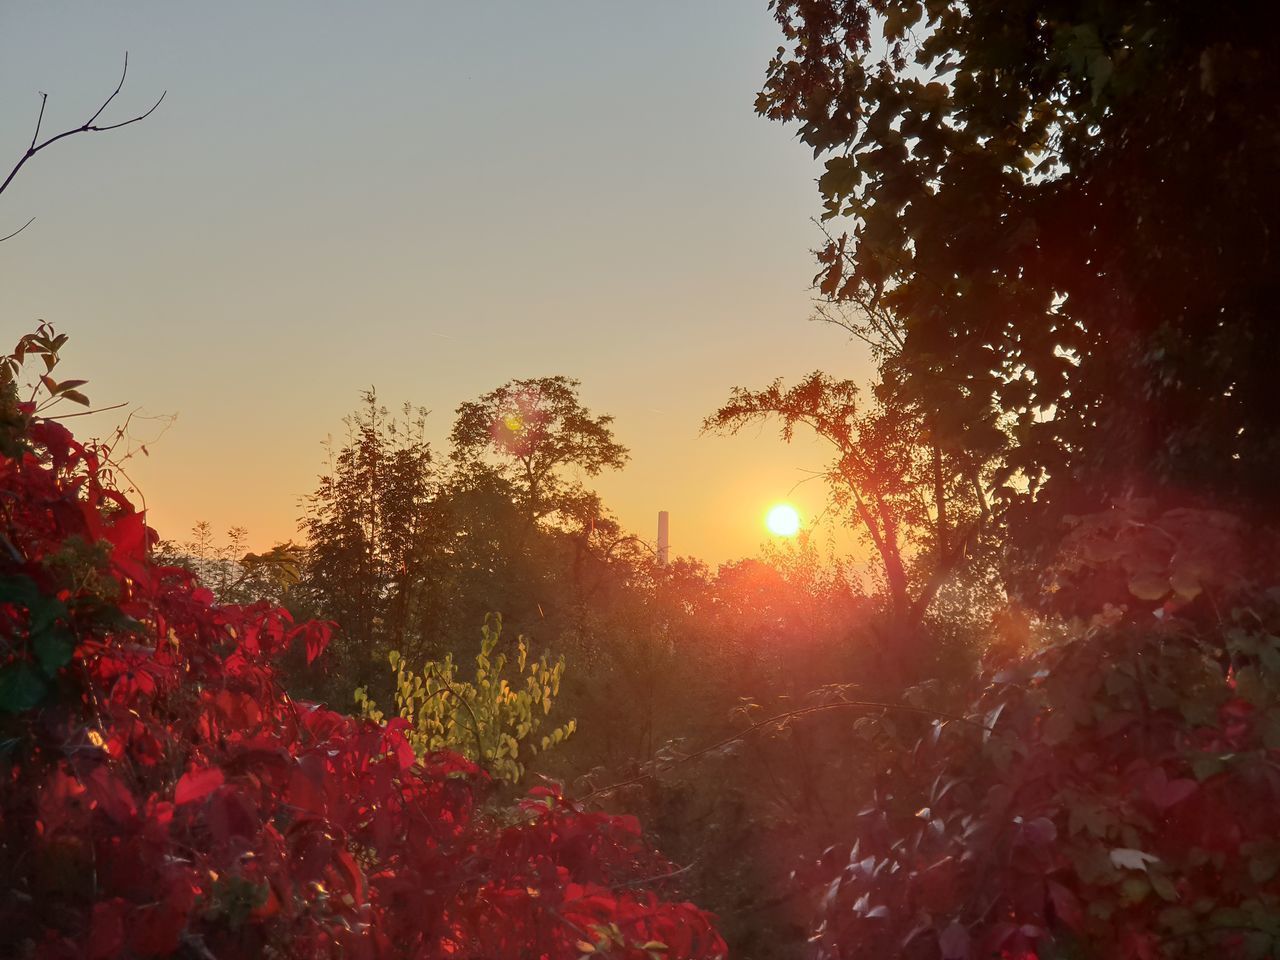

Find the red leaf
[[84, 766, 138, 823], [252, 883, 281, 920], [289, 757, 328, 816], [290, 620, 332, 665], [1048, 880, 1084, 933], [939, 921, 971, 960], [207, 786, 259, 843], [1143, 767, 1198, 811], [333, 846, 366, 904], [128, 876, 197, 956], [174, 766, 224, 806], [88, 899, 127, 960], [1023, 816, 1057, 846], [104, 510, 152, 582]]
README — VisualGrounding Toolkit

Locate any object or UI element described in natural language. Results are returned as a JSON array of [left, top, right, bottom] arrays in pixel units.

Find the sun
[[765, 503, 801, 537]]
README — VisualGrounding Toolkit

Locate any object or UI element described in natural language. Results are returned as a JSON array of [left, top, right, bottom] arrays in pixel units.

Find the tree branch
[[0, 218, 35, 244], [30, 93, 48, 151], [0, 53, 165, 227]]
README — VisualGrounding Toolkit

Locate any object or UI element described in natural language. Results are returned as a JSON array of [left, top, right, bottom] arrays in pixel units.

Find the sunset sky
[[0, 1, 872, 564]]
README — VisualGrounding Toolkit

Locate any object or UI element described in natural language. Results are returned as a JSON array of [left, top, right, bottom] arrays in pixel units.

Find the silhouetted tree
[[449, 376, 629, 530], [707, 371, 1000, 678], [758, 0, 1280, 548], [299, 392, 440, 687]]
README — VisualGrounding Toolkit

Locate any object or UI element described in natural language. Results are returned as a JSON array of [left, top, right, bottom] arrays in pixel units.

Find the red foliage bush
[[0, 377, 725, 957], [803, 505, 1280, 959]]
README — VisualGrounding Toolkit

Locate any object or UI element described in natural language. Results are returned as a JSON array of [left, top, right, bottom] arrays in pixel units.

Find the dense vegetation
[[0, 331, 727, 959], [3, 2, 1279, 958]]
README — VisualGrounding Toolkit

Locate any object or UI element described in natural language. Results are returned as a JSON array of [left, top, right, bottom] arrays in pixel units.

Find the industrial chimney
[[657, 511, 669, 566]]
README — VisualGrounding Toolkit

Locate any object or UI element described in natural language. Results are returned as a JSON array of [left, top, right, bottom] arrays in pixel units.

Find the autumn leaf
[[174, 766, 224, 806]]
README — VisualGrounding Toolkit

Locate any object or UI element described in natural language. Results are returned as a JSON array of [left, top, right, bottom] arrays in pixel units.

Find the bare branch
[[30, 93, 48, 151], [0, 218, 35, 244], [606, 862, 695, 891], [43, 400, 129, 420], [84, 53, 130, 128], [0, 53, 165, 203], [90, 90, 166, 134]]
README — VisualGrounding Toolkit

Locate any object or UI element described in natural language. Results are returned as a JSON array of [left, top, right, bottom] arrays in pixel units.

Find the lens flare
[[765, 503, 801, 537]]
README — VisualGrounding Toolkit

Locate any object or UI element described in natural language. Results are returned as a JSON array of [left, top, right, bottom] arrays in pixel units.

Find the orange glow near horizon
[[765, 503, 801, 537], [0, 5, 866, 568]]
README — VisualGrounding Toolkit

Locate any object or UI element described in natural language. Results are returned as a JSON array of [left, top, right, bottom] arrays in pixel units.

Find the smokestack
[[657, 511, 669, 566]]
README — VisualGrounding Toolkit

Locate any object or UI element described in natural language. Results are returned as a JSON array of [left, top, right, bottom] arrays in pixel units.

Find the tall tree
[[449, 376, 629, 531], [757, 1, 1280, 541], [300, 392, 440, 685], [437, 377, 632, 656]]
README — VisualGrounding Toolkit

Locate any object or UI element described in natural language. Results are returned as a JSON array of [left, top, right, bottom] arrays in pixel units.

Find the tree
[[439, 377, 633, 663], [294, 382, 631, 706], [757, 1, 1280, 547], [299, 391, 442, 686], [449, 376, 629, 530], [707, 370, 1001, 677]]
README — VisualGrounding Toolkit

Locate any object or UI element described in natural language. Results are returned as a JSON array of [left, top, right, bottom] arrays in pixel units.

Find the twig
[[0, 218, 35, 244], [607, 861, 695, 891], [427, 666, 489, 773], [43, 401, 129, 420], [30, 93, 48, 150]]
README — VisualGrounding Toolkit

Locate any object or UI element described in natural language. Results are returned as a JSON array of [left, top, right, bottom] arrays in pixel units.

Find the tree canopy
[[450, 376, 629, 530], [758, 0, 1280, 532]]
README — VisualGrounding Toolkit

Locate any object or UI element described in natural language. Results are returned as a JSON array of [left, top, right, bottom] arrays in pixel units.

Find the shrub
[[803, 504, 1280, 960], [0, 329, 725, 959], [355, 614, 576, 784]]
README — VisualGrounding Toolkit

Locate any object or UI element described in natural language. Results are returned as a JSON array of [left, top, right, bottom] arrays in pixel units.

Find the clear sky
[[0, 1, 871, 564]]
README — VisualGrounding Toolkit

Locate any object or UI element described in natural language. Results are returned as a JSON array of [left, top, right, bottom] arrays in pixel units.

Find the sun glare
[[765, 503, 801, 537]]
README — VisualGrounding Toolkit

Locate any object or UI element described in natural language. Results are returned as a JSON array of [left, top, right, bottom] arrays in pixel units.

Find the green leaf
[[1247, 843, 1280, 884], [1149, 872, 1178, 902], [1240, 931, 1276, 960], [1068, 801, 1113, 838], [0, 662, 47, 712], [0, 576, 66, 635], [1189, 752, 1228, 782], [1042, 710, 1075, 745], [1088, 52, 1114, 103], [1235, 667, 1268, 707], [1111, 847, 1160, 872], [29, 597, 65, 636], [1157, 906, 1196, 934], [1119, 875, 1151, 904], [0, 574, 42, 608], [33, 625, 76, 676]]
